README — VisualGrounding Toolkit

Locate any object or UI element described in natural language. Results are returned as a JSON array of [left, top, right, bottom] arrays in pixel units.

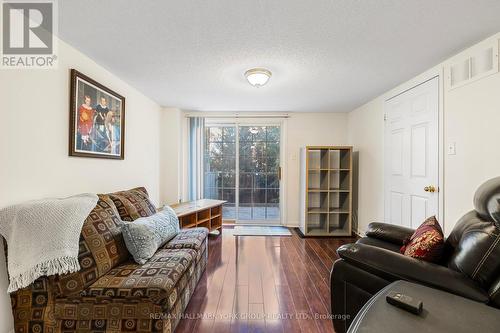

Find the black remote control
[[386, 291, 423, 315]]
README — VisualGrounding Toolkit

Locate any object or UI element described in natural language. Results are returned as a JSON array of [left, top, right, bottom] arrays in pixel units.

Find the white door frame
[[383, 73, 445, 231], [204, 117, 287, 226]]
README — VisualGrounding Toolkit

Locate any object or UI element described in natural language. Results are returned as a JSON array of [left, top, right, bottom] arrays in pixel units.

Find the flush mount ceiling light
[[244, 68, 272, 87]]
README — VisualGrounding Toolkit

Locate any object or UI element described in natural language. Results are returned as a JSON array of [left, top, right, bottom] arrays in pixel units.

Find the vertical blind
[[188, 117, 205, 201]]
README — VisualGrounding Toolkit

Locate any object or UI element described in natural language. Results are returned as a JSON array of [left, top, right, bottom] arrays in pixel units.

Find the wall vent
[[447, 40, 498, 90]]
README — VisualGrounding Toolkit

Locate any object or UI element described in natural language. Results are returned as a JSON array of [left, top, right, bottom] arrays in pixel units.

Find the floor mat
[[232, 225, 292, 236]]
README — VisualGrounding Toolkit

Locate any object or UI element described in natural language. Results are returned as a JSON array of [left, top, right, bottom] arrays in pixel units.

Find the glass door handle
[[278, 167, 282, 181]]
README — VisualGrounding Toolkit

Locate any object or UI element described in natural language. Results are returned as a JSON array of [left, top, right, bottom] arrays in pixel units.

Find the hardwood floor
[[176, 226, 356, 333]]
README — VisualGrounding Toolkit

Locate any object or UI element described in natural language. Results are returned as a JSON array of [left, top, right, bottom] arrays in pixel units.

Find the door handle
[[424, 185, 437, 193], [278, 167, 282, 181]]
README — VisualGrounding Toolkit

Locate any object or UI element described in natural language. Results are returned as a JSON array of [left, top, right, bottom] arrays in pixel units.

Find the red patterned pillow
[[400, 216, 444, 263]]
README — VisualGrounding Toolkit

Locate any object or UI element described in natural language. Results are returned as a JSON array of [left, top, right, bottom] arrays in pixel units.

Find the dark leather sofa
[[330, 177, 500, 333]]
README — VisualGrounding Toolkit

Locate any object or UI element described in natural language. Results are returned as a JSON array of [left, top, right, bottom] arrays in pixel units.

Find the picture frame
[[69, 69, 125, 159]]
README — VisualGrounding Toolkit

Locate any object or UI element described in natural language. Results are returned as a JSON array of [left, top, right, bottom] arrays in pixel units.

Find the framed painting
[[69, 69, 125, 159]]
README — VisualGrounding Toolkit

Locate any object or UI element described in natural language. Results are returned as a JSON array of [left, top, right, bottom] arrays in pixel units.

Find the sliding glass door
[[204, 122, 281, 224], [237, 126, 280, 223]]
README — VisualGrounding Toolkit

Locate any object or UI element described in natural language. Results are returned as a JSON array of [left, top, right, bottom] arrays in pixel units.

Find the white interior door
[[384, 77, 439, 228]]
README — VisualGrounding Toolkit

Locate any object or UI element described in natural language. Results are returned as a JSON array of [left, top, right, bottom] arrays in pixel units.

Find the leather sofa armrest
[[488, 278, 500, 308], [337, 243, 488, 303], [365, 222, 415, 245]]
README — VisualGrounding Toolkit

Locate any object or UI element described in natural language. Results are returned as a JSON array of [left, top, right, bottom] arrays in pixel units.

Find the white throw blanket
[[0, 194, 98, 293]]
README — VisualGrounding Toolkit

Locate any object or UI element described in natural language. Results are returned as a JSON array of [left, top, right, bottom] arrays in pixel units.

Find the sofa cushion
[[54, 298, 165, 324], [163, 227, 209, 251], [80, 248, 196, 311], [121, 206, 181, 264], [400, 216, 444, 263], [54, 195, 129, 297], [108, 187, 157, 221], [356, 237, 402, 253], [54, 246, 208, 327], [10, 277, 58, 333]]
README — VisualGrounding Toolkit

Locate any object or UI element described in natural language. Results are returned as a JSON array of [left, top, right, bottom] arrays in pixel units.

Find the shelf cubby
[[307, 213, 328, 233], [339, 149, 351, 169], [307, 150, 321, 169], [198, 220, 211, 230], [329, 191, 350, 212], [197, 209, 210, 221], [308, 191, 329, 213], [308, 169, 329, 191], [328, 213, 350, 234], [180, 214, 197, 228], [329, 170, 350, 191], [210, 206, 222, 230]]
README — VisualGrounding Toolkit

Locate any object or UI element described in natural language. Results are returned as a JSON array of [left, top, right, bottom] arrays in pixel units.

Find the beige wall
[[0, 39, 166, 332], [159, 107, 183, 206], [347, 99, 385, 234], [285, 113, 349, 226], [444, 65, 500, 227], [348, 32, 500, 236]]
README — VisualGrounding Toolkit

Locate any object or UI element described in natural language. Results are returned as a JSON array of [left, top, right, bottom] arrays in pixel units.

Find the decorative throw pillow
[[108, 187, 157, 221], [120, 206, 180, 264], [400, 216, 444, 263]]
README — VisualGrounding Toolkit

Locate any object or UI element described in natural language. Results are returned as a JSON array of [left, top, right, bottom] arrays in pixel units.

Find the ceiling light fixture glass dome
[[245, 68, 272, 87]]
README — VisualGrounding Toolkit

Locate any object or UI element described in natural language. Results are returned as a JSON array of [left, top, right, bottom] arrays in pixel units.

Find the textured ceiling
[[59, 1, 500, 112]]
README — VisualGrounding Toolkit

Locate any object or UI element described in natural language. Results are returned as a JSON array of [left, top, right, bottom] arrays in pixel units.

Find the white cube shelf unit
[[299, 146, 353, 236]]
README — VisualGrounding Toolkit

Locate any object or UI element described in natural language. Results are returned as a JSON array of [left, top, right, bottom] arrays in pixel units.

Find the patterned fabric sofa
[[6, 187, 209, 333]]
